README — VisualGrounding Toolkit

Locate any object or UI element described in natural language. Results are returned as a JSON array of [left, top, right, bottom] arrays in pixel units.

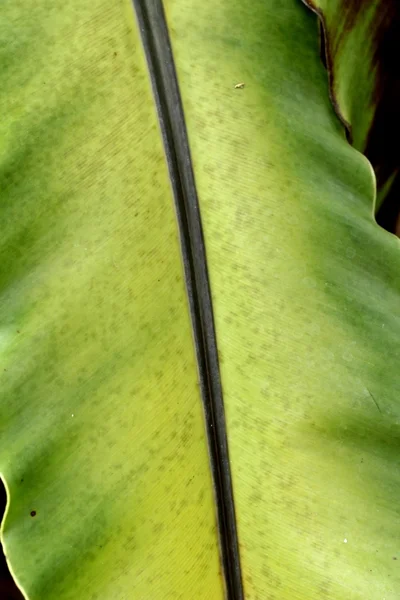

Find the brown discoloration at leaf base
[[333, 0, 369, 53], [301, 0, 353, 140]]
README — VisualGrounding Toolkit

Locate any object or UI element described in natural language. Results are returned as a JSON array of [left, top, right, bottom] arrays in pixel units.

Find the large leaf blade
[[165, 0, 400, 597], [0, 1, 223, 598], [1, 0, 400, 598]]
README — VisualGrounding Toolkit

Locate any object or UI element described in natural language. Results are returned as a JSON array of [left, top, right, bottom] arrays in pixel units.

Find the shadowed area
[[376, 172, 400, 235], [0, 482, 24, 600]]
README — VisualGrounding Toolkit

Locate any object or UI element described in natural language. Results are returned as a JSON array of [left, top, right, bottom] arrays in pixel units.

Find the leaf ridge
[[131, 1, 244, 597]]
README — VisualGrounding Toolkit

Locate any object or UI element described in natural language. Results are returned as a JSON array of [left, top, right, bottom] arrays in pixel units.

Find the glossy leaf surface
[[0, 1, 223, 598], [1, 0, 399, 599]]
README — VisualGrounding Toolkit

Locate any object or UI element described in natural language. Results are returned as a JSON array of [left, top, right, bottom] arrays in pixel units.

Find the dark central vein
[[131, 1, 244, 597]]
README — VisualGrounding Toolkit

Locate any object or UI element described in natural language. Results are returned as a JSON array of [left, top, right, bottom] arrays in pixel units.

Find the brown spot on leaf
[[30, 510, 36, 517]]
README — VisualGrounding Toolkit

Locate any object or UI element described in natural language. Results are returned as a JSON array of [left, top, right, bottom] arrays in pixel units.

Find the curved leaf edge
[[0, 474, 27, 599], [300, 0, 384, 222]]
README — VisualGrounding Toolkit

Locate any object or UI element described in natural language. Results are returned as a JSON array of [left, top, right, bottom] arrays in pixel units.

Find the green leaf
[[0, 2, 223, 598], [303, 0, 400, 208], [165, 1, 400, 597], [1, 0, 400, 599]]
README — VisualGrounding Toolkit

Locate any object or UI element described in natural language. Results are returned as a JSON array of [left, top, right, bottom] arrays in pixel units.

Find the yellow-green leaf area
[[165, 0, 400, 598], [0, 1, 223, 598]]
